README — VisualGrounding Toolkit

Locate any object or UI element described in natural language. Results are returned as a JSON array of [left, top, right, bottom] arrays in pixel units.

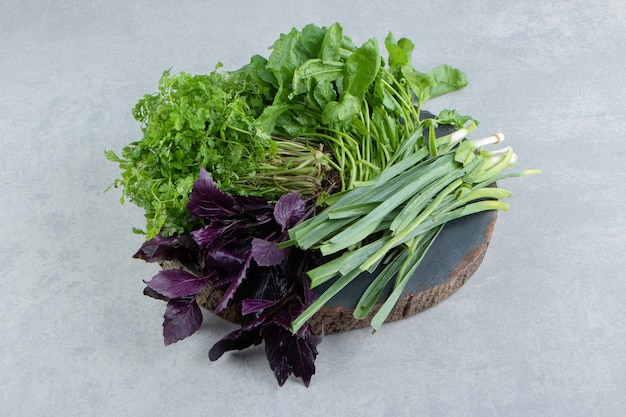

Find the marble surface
[[2, 1, 625, 416]]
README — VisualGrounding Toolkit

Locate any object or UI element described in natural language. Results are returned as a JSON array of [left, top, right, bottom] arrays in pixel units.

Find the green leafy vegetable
[[106, 67, 334, 238], [426, 64, 469, 99]]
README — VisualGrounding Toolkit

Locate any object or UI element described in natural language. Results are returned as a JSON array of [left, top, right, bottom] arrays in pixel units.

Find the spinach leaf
[[266, 24, 327, 102], [426, 64, 469, 98], [385, 32, 412, 72], [292, 59, 344, 96], [321, 38, 380, 126], [319, 22, 343, 62]]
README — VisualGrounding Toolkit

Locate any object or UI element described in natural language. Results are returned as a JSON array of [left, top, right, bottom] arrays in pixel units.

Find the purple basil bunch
[[134, 168, 321, 386]]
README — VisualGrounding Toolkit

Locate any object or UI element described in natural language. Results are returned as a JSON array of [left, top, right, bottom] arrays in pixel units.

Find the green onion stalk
[[283, 128, 540, 334]]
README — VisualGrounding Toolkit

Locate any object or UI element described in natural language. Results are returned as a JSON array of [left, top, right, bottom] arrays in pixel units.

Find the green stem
[[360, 176, 463, 272], [291, 267, 362, 334], [369, 225, 443, 333]]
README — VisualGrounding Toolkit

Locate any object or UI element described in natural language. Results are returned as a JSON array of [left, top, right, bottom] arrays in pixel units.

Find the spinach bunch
[[257, 23, 472, 191]]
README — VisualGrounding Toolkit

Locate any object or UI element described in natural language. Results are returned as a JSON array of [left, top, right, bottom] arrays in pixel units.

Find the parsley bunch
[[107, 66, 332, 238]]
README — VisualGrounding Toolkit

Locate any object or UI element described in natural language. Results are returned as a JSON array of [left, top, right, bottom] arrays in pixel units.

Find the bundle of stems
[[283, 125, 540, 333], [236, 139, 338, 198]]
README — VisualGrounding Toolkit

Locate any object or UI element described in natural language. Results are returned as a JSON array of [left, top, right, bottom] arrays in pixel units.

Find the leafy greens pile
[[107, 23, 538, 387]]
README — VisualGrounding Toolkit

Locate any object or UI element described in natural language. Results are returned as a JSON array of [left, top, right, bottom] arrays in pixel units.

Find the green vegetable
[[254, 24, 475, 197], [106, 66, 334, 238], [287, 130, 539, 334]]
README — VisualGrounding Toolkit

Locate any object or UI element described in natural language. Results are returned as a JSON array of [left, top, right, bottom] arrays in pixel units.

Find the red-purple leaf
[[190, 223, 225, 248], [208, 317, 265, 361], [264, 325, 291, 386], [236, 196, 273, 222], [204, 247, 248, 272], [143, 286, 169, 301], [250, 238, 288, 267], [214, 254, 252, 314], [133, 234, 197, 262], [241, 298, 279, 316], [264, 324, 319, 387], [145, 269, 208, 299], [163, 299, 203, 345], [244, 264, 289, 303], [188, 168, 238, 219], [288, 333, 318, 387], [303, 281, 317, 307], [135, 169, 321, 385], [273, 193, 305, 231]]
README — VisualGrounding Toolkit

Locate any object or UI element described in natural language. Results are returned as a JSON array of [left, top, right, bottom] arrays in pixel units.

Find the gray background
[[2, 1, 624, 416]]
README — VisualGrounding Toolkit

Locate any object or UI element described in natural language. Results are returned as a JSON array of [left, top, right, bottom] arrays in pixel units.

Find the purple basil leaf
[[273, 193, 305, 231], [231, 263, 288, 304], [163, 299, 203, 345], [272, 310, 295, 331], [287, 333, 318, 387], [263, 325, 292, 386], [133, 234, 197, 262], [272, 302, 320, 342], [190, 223, 225, 248], [188, 168, 238, 220], [251, 265, 289, 301], [204, 246, 248, 272], [214, 254, 252, 314], [143, 285, 169, 301], [235, 195, 273, 222], [302, 275, 317, 307], [209, 271, 235, 291], [307, 329, 324, 348], [264, 323, 319, 387], [241, 298, 279, 316], [208, 317, 265, 361], [145, 269, 208, 299], [250, 238, 288, 267]]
